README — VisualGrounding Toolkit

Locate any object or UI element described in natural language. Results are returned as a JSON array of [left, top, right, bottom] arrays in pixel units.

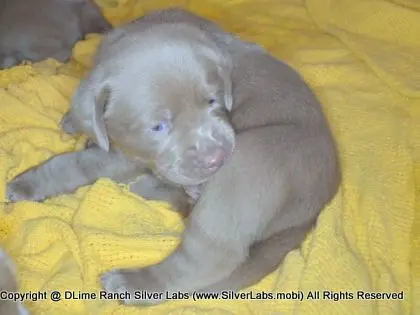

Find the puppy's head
[[70, 23, 235, 186]]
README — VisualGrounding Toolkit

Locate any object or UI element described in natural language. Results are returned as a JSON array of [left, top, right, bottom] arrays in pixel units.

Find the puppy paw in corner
[[0, 249, 29, 315], [7, 172, 48, 203]]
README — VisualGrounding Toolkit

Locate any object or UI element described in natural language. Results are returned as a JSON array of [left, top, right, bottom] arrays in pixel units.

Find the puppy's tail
[[0, 248, 29, 315]]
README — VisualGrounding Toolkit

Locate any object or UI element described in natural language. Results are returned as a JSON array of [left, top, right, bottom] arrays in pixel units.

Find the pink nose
[[202, 147, 227, 169]]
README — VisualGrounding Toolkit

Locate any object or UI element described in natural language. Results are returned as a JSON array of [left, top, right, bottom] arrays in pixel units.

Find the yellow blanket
[[1, 0, 419, 314]]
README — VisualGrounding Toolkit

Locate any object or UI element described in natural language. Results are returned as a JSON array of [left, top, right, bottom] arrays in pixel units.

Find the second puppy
[[0, 0, 112, 69]]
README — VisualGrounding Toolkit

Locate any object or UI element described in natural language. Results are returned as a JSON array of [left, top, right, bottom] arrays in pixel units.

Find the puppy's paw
[[101, 267, 166, 306], [60, 112, 78, 134], [7, 173, 46, 202]]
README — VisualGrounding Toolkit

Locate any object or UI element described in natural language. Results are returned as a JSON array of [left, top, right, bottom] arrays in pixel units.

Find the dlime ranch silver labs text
[[65, 290, 305, 301]]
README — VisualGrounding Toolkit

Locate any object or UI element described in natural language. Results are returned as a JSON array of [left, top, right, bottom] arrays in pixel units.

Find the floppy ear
[[70, 70, 111, 151], [91, 85, 111, 151], [217, 54, 233, 111], [200, 41, 234, 111]]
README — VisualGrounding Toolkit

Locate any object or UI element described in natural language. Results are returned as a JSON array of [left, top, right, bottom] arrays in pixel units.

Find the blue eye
[[151, 121, 168, 132]]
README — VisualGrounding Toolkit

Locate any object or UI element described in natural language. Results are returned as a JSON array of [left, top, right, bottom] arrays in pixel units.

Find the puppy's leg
[[0, 249, 29, 315], [7, 145, 142, 202], [129, 174, 192, 217]]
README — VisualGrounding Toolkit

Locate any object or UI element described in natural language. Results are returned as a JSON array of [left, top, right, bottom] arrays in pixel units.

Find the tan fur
[[0, 249, 29, 315], [6, 8, 340, 305], [0, 0, 111, 69]]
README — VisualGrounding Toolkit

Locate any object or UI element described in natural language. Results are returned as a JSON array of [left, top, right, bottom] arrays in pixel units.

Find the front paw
[[100, 267, 167, 306], [7, 172, 46, 202]]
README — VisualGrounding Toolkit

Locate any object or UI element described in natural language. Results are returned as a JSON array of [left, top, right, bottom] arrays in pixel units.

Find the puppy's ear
[[217, 54, 233, 111], [70, 70, 112, 151], [200, 42, 233, 111], [219, 66, 233, 111], [92, 85, 111, 151]]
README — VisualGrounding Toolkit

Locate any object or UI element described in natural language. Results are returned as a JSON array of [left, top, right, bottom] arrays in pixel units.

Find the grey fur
[[0, 0, 112, 69]]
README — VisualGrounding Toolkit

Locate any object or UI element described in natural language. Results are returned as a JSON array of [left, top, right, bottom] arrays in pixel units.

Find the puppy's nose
[[201, 147, 227, 169]]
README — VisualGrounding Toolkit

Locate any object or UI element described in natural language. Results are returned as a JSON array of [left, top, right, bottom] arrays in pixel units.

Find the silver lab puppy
[[0, 0, 112, 69], [0, 249, 29, 315], [6, 8, 341, 305]]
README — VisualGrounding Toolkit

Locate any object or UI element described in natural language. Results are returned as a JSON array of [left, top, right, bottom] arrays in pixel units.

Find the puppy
[[0, 248, 29, 315], [6, 8, 341, 305], [0, 0, 112, 69]]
